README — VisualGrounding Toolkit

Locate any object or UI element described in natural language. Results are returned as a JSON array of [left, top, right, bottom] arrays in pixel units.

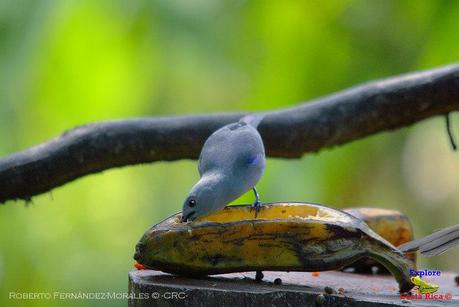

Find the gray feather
[[398, 224, 459, 256]]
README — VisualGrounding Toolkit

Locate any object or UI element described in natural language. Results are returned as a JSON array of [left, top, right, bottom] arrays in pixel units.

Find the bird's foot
[[251, 199, 262, 218], [250, 187, 263, 217]]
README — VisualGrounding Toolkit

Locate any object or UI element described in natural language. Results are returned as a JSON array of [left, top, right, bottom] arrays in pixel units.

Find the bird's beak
[[181, 211, 196, 222]]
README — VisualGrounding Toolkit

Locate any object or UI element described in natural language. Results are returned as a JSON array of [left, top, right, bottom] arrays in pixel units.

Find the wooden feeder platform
[[128, 270, 458, 306]]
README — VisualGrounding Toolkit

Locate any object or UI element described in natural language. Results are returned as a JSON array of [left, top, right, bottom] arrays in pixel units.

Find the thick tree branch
[[1, 63, 459, 203]]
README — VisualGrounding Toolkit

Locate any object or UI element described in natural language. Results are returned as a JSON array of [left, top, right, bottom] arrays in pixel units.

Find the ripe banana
[[343, 207, 416, 273], [134, 202, 414, 292]]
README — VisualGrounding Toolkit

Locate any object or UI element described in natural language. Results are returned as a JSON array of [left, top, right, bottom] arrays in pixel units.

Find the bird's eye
[[188, 199, 196, 207]]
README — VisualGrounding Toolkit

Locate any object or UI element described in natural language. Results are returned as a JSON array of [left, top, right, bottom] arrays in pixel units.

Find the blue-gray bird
[[181, 114, 265, 222]]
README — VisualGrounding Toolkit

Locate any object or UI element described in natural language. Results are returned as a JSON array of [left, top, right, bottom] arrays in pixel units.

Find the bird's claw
[[252, 200, 262, 218], [250, 187, 262, 218]]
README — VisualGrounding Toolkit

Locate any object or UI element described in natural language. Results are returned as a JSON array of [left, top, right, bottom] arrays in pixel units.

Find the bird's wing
[[198, 125, 235, 175], [245, 152, 265, 168], [398, 224, 459, 256], [198, 152, 205, 176], [198, 121, 264, 176]]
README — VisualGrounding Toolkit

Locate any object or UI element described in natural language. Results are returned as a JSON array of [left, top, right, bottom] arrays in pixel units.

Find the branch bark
[[1, 63, 459, 204]]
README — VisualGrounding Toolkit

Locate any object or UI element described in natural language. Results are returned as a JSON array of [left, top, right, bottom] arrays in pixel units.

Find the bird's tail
[[398, 224, 459, 257], [240, 114, 264, 128]]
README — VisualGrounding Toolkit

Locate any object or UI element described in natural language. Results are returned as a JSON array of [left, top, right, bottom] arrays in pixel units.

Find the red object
[[134, 261, 146, 270], [312, 272, 320, 277]]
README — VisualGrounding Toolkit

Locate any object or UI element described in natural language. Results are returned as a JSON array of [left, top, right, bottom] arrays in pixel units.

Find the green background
[[1, 0, 458, 306]]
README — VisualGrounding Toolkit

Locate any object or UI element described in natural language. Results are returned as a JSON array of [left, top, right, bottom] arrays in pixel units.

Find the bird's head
[[181, 175, 223, 222]]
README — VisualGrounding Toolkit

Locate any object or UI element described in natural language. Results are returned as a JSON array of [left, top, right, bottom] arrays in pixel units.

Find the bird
[[181, 114, 266, 222], [398, 224, 459, 256]]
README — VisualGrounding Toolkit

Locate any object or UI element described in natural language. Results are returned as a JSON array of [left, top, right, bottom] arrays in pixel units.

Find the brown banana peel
[[134, 202, 414, 293], [343, 207, 416, 273]]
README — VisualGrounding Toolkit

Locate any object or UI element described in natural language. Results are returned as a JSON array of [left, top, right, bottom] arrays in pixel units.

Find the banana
[[134, 202, 414, 292], [343, 208, 416, 273]]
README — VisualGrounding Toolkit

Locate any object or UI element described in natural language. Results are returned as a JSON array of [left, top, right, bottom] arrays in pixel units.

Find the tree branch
[[1, 63, 459, 204]]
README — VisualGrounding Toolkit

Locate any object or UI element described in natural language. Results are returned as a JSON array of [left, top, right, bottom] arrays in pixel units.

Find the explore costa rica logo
[[400, 269, 453, 301], [410, 269, 440, 294]]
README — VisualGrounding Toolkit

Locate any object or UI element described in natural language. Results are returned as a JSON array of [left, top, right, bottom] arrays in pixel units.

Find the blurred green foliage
[[1, 1, 459, 306]]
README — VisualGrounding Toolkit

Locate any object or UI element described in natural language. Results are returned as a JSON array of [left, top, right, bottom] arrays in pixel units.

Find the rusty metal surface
[[128, 270, 458, 306]]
